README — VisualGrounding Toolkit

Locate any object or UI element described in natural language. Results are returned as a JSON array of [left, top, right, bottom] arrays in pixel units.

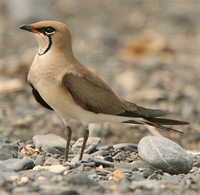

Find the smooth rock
[[91, 150, 109, 157], [143, 167, 154, 178], [42, 145, 62, 155], [34, 155, 45, 166], [113, 151, 126, 161], [114, 162, 135, 170], [138, 136, 193, 175], [113, 143, 137, 151], [104, 156, 114, 162], [64, 172, 99, 187], [0, 142, 18, 160], [33, 165, 68, 174], [85, 144, 98, 154], [131, 160, 153, 172], [33, 134, 67, 153], [63, 163, 77, 170], [99, 145, 114, 150], [88, 157, 114, 168], [0, 158, 34, 172], [72, 137, 101, 154], [71, 154, 90, 164], [44, 157, 60, 166]]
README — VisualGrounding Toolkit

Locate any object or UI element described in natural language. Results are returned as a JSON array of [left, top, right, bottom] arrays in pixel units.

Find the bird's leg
[[64, 126, 72, 163], [79, 126, 89, 160]]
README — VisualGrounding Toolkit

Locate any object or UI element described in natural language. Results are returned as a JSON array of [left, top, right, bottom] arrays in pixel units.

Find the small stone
[[99, 145, 114, 150], [63, 163, 77, 170], [112, 170, 126, 182], [91, 150, 109, 157], [33, 134, 67, 153], [49, 165, 69, 174], [42, 145, 62, 155], [104, 156, 114, 162], [143, 168, 154, 178], [71, 154, 90, 164], [34, 155, 45, 166], [138, 136, 193, 175], [113, 151, 126, 161], [33, 165, 49, 172], [72, 137, 101, 154], [148, 173, 158, 180], [44, 157, 60, 166], [114, 162, 136, 170], [88, 157, 114, 168], [85, 144, 98, 154], [131, 160, 153, 171], [0, 142, 18, 160], [0, 158, 34, 172], [64, 173, 99, 187], [113, 143, 137, 151]]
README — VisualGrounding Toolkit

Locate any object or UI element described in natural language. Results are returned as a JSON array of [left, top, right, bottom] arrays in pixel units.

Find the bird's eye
[[45, 27, 55, 35]]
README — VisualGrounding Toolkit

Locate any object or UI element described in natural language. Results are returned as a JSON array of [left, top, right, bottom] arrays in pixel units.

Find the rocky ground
[[0, 0, 200, 194], [0, 134, 200, 195]]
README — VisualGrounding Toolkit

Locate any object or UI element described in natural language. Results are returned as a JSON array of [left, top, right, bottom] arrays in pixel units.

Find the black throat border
[[38, 36, 52, 56]]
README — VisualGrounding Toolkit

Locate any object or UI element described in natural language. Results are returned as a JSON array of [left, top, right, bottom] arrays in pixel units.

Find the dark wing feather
[[30, 84, 53, 110], [62, 73, 168, 118], [62, 73, 126, 114]]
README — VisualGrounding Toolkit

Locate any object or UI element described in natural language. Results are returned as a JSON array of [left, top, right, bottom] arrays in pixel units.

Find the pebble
[[33, 134, 67, 153], [0, 141, 19, 160], [0, 158, 34, 172], [42, 144, 62, 155], [138, 136, 194, 175], [72, 137, 101, 154], [34, 155, 45, 166], [44, 157, 60, 166], [88, 157, 114, 168], [91, 150, 109, 157], [113, 143, 137, 151], [64, 172, 99, 187]]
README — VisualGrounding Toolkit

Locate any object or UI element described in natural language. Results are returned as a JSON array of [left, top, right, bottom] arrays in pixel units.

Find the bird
[[19, 21, 189, 163]]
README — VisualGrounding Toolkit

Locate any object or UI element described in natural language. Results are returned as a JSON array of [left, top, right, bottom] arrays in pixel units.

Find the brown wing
[[30, 84, 53, 110], [62, 73, 126, 114], [61, 73, 168, 117]]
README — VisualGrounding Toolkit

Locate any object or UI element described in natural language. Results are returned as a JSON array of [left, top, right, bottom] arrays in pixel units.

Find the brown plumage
[[20, 21, 189, 162]]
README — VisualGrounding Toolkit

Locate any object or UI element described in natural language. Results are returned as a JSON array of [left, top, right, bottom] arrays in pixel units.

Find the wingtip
[[180, 121, 190, 125]]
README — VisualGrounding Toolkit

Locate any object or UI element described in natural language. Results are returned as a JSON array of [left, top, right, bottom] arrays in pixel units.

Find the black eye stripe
[[35, 27, 55, 35]]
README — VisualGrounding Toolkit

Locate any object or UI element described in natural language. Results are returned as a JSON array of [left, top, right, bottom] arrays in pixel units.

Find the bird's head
[[20, 21, 73, 56]]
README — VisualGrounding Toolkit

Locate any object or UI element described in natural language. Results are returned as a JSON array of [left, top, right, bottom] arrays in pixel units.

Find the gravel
[[0, 134, 199, 195], [0, 1, 200, 195]]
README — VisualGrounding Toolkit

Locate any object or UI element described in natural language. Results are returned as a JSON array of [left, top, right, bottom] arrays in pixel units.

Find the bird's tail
[[123, 117, 189, 134]]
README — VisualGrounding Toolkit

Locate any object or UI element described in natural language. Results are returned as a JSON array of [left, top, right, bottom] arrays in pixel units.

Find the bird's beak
[[19, 24, 39, 34]]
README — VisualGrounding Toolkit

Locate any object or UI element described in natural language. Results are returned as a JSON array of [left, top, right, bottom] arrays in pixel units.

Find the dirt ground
[[0, 0, 200, 150]]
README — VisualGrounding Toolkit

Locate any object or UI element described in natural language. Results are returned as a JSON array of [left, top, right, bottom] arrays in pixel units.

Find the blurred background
[[0, 0, 199, 149]]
